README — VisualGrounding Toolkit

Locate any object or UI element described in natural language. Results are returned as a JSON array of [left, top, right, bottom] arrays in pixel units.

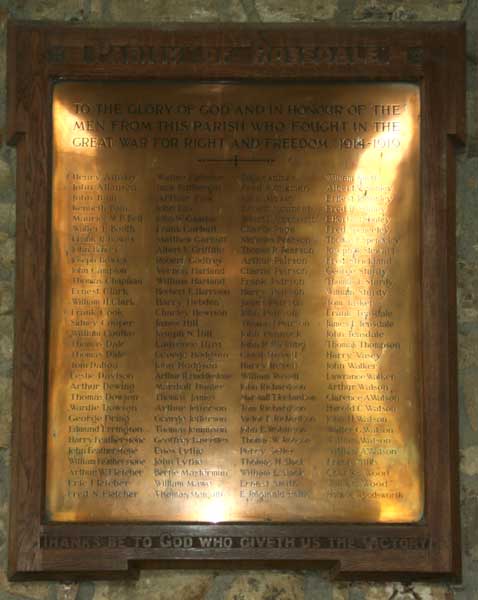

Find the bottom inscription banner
[[40, 533, 432, 552]]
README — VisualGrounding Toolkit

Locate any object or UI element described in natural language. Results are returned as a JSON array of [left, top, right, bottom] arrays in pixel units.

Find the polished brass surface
[[46, 82, 422, 523]]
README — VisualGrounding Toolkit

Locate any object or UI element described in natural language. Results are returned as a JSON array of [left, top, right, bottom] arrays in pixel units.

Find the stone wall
[[0, 1, 477, 598]]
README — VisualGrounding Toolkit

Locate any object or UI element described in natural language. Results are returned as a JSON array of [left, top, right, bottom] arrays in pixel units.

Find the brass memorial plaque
[[47, 81, 422, 523]]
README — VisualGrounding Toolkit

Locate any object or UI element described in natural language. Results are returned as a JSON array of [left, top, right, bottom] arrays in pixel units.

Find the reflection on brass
[[46, 81, 422, 523]]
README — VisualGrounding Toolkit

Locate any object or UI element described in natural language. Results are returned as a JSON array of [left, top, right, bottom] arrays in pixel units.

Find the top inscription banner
[[7, 23, 464, 580]]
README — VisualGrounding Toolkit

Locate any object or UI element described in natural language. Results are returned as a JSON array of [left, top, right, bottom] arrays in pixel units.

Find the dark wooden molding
[[7, 21, 465, 580]]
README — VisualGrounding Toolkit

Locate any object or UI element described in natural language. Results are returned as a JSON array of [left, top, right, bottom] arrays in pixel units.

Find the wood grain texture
[[7, 20, 465, 580]]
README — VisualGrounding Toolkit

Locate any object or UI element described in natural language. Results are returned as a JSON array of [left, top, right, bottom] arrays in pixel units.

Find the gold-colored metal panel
[[46, 81, 422, 523]]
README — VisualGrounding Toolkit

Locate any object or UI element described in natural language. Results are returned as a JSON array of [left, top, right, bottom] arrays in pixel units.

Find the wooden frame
[[7, 21, 464, 580]]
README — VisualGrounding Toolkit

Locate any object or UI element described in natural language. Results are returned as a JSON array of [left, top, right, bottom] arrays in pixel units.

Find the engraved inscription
[[48, 44, 392, 66], [47, 82, 422, 523], [40, 534, 432, 552]]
